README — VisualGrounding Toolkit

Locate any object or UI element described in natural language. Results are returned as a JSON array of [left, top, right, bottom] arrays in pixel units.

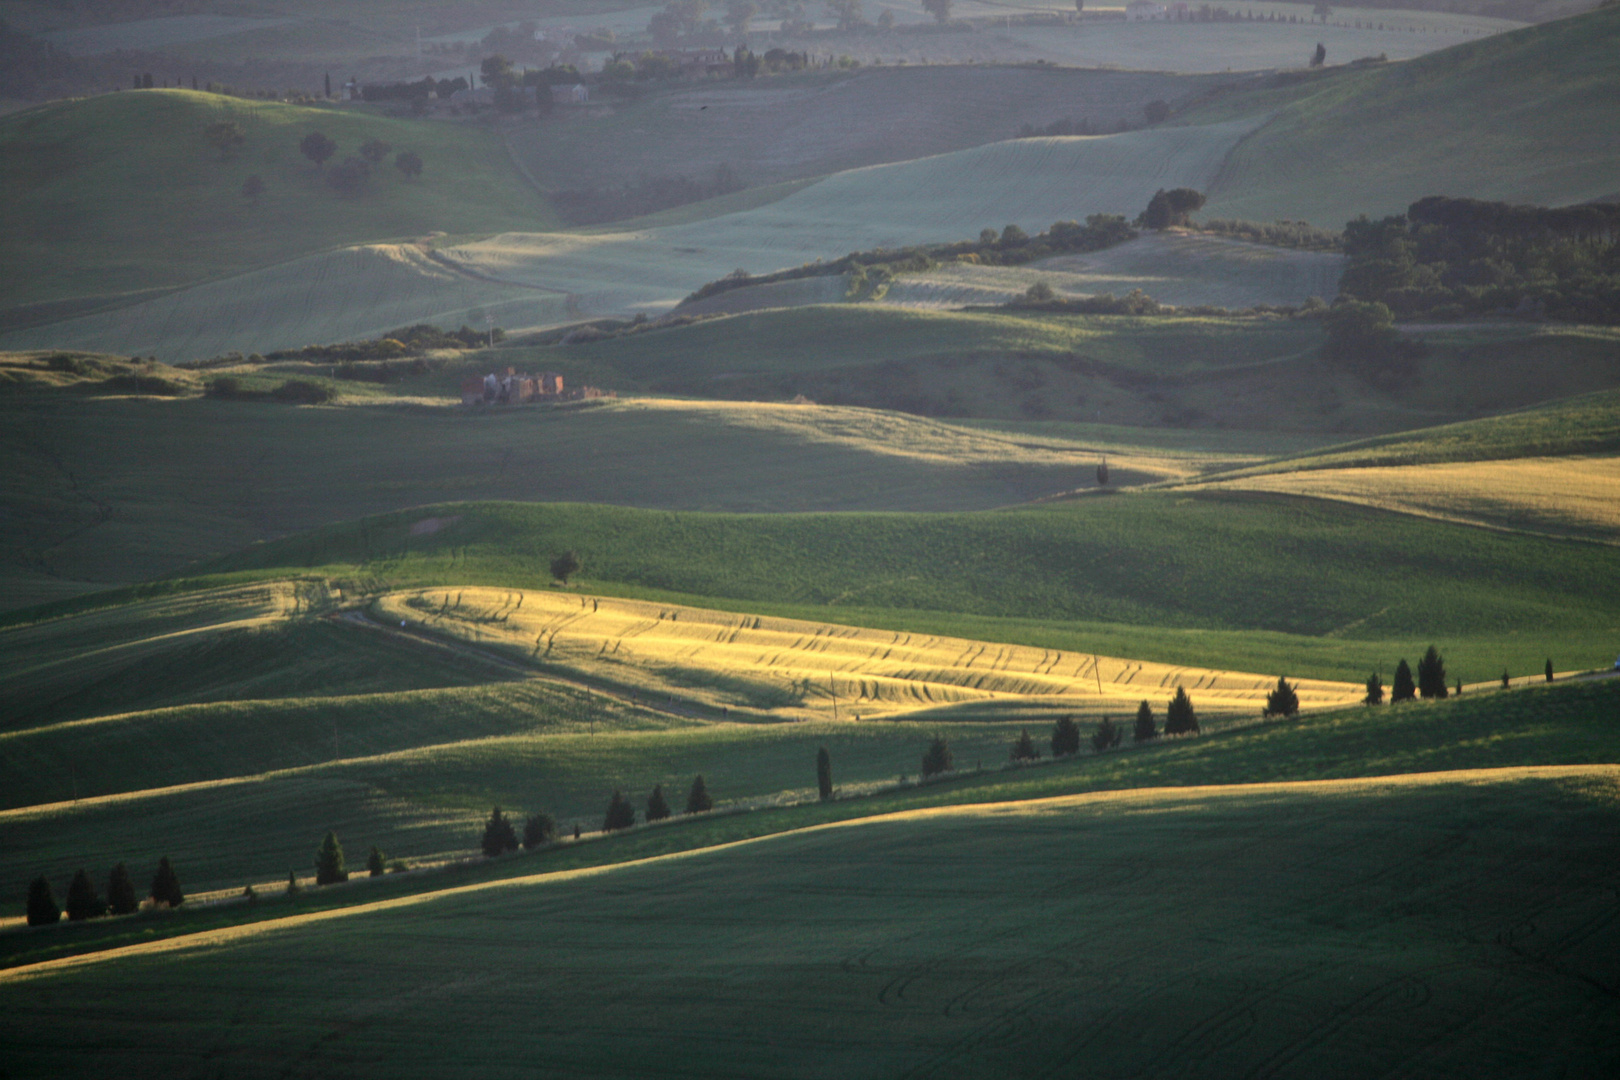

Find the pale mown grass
[[377, 588, 1365, 720]]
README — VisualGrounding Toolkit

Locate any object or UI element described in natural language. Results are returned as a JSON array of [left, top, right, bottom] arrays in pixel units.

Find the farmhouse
[[461, 369, 605, 406]]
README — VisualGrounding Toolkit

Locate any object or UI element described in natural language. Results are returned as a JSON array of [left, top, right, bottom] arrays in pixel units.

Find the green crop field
[[0, 89, 554, 318], [1192, 5, 1620, 226]]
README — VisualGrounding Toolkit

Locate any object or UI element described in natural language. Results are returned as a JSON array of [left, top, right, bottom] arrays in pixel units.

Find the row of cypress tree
[[26, 857, 181, 927], [479, 775, 720, 857], [1009, 688, 1205, 766], [1364, 647, 1559, 704]]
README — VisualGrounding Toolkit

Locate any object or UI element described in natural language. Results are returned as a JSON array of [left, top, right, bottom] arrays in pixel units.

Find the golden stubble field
[[376, 588, 1363, 721]]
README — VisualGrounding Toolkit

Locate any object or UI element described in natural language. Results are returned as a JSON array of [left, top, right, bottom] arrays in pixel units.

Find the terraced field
[[375, 587, 1363, 720]]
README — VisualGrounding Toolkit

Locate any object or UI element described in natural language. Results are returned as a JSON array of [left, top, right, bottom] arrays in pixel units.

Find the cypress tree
[[1363, 673, 1384, 706], [481, 808, 519, 856], [1133, 700, 1157, 742], [684, 774, 713, 814], [1011, 728, 1039, 761], [1051, 715, 1082, 756], [315, 831, 348, 884], [1545, 659, 1554, 683], [1502, 669, 1511, 689], [1164, 687, 1198, 735], [26, 875, 60, 926], [645, 784, 672, 822], [603, 790, 636, 831], [367, 846, 386, 877], [106, 862, 137, 915], [523, 812, 556, 848], [1263, 676, 1300, 718], [65, 869, 102, 921], [1091, 716, 1120, 752], [150, 856, 184, 908], [1391, 659, 1417, 702], [921, 735, 953, 777], [1416, 645, 1448, 699], [816, 746, 833, 800]]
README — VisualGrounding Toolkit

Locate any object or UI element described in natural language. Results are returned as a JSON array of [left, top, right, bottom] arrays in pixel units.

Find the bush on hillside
[[315, 831, 348, 884], [1391, 658, 1417, 702], [299, 130, 336, 168], [26, 875, 59, 926], [1051, 715, 1081, 757], [603, 790, 636, 831], [1417, 645, 1449, 699], [482, 807, 520, 855], [550, 550, 582, 585], [1263, 676, 1300, 718], [645, 784, 672, 822], [270, 379, 332, 405], [106, 863, 137, 915], [685, 774, 713, 814], [1164, 687, 1198, 736], [523, 813, 557, 848], [1133, 700, 1157, 742], [921, 735, 953, 778], [150, 856, 184, 908]]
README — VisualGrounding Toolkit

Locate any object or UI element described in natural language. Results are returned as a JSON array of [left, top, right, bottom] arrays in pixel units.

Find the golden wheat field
[[1200, 455, 1620, 543], [376, 588, 1362, 720]]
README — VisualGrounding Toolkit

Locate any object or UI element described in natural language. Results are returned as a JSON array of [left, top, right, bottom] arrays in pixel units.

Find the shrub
[[550, 550, 582, 584], [921, 735, 953, 778], [150, 856, 184, 908], [1263, 676, 1300, 718], [1363, 673, 1384, 705], [359, 138, 392, 163], [270, 379, 332, 404], [64, 869, 104, 921], [366, 846, 386, 877], [299, 130, 336, 167], [1416, 646, 1448, 699], [1010, 728, 1039, 762], [817, 746, 833, 800], [1050, 715, 1081, 757], [1140, 188, 1206, 229], [1392, 659, 1417, 702], [106, 862, 137, 915], [315, 831, 348, 884], [482, 807, 520, 855], [603, 790, 636, 831], [1133, 700, 1157, 742], [1091, 716, 1122, 752], [684, 774, 713, 814], [1164, 687, 1198, 736], [645, 784, 672, 822], [523, 813, 556, 848], [26, 875, 59, 926]]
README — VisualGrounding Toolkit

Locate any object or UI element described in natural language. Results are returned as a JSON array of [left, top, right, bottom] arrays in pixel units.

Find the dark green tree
[[1416, 645, 1448, 699], [482, 807, 520, 855], [523, 812, 556, 848], [1545, 658, 1554, 683], [1133, 700, 1157, 742], [367, 846, 386, 877], [1141, 188, 1206, 229], [1051, 715, 1081, 756], [1391, 658, 1417, 702], [1011, 728, 1039, 762], [921, 735, 953, 778], [1164, 687, 1199, 735], [26, 875, 60, 926], [603, 789, 636, 831], [551, 550, 582, 584], [315, 831, 348, 885], [1263, 676, 1300, 718], [1363, 672, 1384, 705], [106, 863, 137, 915], [359, 138, 392, 163], [1502, 669, 1511, 689], [646, 784, 672, 822], [65, 869, 103, 921], [480, 54, 517, 88], [150, 856, 184, 908], [299, 130, 336, 168], [817, 746, 833, 800], [685, 774, 713, 814], [395, 150, 424, 178], [1091, 716, 1121, 752], [1310, 41, 1327, 66]]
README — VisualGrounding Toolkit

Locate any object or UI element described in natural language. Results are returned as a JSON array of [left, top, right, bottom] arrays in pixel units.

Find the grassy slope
[[0, 89, 555, 315], [185, 495, 1620, 677], [1194, 6, 1620, 225]]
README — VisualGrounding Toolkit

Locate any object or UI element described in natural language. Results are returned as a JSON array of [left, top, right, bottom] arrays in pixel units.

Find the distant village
[[462, 368, 611, 406]]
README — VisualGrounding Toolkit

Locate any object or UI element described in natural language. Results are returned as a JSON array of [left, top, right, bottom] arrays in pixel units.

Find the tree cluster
[[1138, 188, 1208, 230], [24, 858, 178, 927], [299, 130, 425, 188], [1370, 645, 1451, 705], [1338, 196, 1620, 324]]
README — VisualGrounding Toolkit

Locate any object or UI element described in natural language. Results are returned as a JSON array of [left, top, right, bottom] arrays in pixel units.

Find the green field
[[0, 89, 554, 318]]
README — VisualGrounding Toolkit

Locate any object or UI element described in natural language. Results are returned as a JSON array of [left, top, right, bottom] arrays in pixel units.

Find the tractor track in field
[[329, 609, 714, 722]]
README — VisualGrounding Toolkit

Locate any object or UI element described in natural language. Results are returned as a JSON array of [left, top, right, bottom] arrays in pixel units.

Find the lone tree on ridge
[[1391, 659, 1417, 702], [817, 746, 834, 800], [27, 875, 60, 926], [551, 550, 581, 585], [1133, 700, 1157, 742], [1263, 676, 1300, 718], [315, 831, 348, 884], [1416, 645, 1448, 699]]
